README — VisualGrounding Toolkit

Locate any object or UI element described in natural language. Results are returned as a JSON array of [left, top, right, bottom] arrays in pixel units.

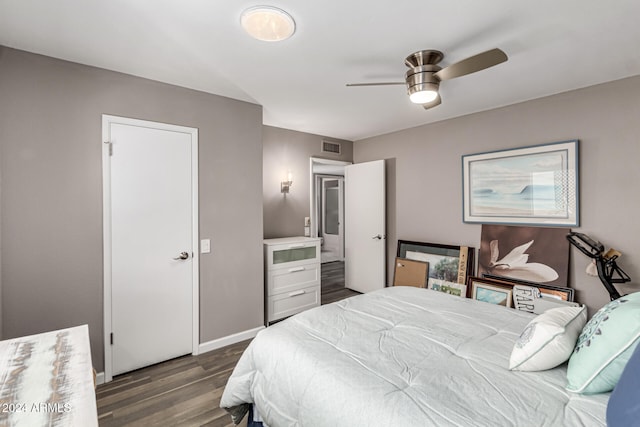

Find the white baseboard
[[97, 327, 263, 384], [96, 371, 105, 386], [198, 325, 264, 355]]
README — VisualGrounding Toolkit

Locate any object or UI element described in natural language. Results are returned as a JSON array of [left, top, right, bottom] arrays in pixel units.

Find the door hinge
[[104, 141, 113, 156], [110, 332, 114, 345]]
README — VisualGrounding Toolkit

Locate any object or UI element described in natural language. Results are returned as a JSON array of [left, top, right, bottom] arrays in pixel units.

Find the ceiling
[[1, 1, 640, 141]]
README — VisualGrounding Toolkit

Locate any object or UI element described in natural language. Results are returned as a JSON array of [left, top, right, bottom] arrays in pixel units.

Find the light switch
[[201, 239, 211, 254]]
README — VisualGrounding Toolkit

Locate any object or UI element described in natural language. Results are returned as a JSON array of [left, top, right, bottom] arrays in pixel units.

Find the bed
[[220, 286, 609, 426]]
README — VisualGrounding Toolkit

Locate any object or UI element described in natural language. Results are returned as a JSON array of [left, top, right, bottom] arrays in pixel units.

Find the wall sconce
[[281, 171, 293, 193]]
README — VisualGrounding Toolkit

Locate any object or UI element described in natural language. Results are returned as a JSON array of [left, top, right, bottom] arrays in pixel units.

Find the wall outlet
[[304, 216, 310, 226]]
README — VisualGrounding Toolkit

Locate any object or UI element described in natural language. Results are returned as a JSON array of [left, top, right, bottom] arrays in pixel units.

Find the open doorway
[[320, 176, 344, 262], [309, 158, 351, 264]]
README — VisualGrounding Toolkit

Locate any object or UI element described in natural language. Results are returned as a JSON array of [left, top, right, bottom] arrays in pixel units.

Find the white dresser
[[264, 237, 322, 324]]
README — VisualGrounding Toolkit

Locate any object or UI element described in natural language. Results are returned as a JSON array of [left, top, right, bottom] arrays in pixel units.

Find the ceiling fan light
[[240, 6, 296, 42], [409, 89, 439, 104]]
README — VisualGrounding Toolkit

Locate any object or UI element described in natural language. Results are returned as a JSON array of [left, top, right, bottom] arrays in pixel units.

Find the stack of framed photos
[[396, 240, 475, 297], [394, 226, 576, 313], [466, 275, 575, 311]]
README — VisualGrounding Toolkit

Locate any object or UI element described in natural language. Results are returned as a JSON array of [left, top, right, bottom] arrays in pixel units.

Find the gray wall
[[0, 47, 264, 370], [263, 126, 353, 238], [0, 129, 2, 340], [354, 75, 640, 315]]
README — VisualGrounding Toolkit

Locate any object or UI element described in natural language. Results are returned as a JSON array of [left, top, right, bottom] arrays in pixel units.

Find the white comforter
[[221, 286, 608, 426]]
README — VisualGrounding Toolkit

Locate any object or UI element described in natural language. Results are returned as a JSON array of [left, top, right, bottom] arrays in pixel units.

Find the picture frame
[[393, 257, 429, 288], [462, 140, 579, 226], [428, 279, 467, 298], [397, 240, 475, 289], [511, 284, 579, 314], [482, 274, 575, 302], [468, 277, 513, 308], [511, 285, 539, 312], [477, 224, 570, 287]]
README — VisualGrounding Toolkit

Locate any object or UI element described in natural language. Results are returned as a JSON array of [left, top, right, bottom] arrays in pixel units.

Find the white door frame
[[102, 114, 200, 382], [309, 157, 351, 240]]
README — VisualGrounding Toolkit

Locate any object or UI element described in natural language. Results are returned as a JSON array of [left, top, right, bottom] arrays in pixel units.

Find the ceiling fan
[[346, 48, 508, 110]]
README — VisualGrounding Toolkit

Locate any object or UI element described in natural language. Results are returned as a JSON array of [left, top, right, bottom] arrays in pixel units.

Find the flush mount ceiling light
[[241, 6, 296, 42]]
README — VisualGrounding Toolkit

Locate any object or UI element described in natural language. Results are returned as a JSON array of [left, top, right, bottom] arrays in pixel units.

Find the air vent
[[321, 140, 341, 155]]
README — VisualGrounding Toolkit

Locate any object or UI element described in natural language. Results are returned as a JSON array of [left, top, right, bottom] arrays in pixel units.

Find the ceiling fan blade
[[422, 94, 441, 110], [346, 82, 405, 87], [434, 48, 507, 81]]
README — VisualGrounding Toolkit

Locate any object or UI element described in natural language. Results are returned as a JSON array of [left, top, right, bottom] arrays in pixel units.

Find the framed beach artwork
[[462, 140, 579, 226]]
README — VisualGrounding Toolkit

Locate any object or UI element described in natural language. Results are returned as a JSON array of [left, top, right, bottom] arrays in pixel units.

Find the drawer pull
[[288, 244, 305, 249], [288, 266, 306, 273], [289, 290, 306, 297]]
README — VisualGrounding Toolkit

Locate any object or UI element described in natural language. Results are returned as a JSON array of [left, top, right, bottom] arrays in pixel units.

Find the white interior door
[[344, 160, 385, 293], [103, 115, 198, 379]]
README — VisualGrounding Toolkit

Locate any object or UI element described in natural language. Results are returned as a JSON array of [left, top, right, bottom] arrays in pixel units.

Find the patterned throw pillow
[[566, 292, 640, 394], [509, 306, 586, 371]]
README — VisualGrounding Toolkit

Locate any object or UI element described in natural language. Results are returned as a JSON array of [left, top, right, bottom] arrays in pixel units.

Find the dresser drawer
[[267, 285, 320, 322], [265, 239, 320, 271], [268, 264, 320, 296]]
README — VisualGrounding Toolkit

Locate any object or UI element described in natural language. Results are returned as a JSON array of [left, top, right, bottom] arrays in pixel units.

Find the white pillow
[[509, 305, 587, 371]]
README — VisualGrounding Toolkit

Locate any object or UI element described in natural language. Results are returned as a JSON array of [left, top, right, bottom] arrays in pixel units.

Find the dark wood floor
[[321, 260, 360, 304], [96, 261, 357, 426], [96, 340, 250, 427]]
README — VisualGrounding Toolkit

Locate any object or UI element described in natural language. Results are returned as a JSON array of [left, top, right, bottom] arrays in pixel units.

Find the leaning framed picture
[[477, 224, 570, 287], [482, 274, 575, 302], [428, 279, 467, 298], [462, 140, 579, 226], [397, 240, 475, 289], [393, 258, 429, 288], [468, 277, 513, 308]]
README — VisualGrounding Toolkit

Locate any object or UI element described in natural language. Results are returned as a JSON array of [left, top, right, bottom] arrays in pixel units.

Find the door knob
[[372, 234, 383, 240], [173, 251, 189, 260]]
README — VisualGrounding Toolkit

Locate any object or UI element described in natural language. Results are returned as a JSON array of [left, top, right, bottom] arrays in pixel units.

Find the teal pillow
[[566, 292, 640, 394]]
